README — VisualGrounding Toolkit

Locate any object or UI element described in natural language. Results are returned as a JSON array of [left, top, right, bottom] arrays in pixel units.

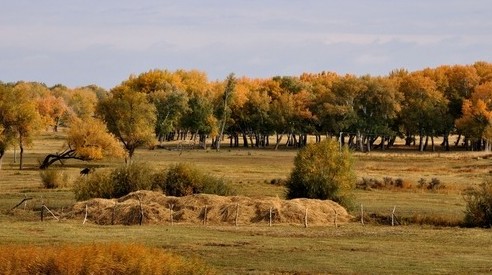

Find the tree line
[[1, 62, 492, 169]]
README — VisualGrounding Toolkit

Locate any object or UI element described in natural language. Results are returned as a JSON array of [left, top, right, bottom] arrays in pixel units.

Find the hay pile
[[67, 191, 352, 226]]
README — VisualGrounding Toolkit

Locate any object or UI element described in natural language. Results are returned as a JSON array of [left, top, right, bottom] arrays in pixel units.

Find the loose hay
[[67, 191, 352, 226]]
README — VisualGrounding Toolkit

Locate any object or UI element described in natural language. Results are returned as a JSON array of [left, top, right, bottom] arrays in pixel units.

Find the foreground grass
[[0, 242, 215, 275], [0, 220, 490, 274]]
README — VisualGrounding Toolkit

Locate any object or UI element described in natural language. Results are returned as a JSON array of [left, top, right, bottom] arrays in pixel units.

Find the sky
[[1, 0, 492, 89]]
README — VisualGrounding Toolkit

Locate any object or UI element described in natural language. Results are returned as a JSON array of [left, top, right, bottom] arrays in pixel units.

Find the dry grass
[[0, 242, 215, 275]]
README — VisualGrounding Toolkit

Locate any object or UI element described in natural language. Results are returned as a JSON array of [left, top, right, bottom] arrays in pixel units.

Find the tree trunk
[[357, 131, 364, 152], [431, 136, 435, 152], [443, 135, 450, 151], [455, 134, 462, 147], [274, 133, 284, 150], [39, 149, 80, 169], [242, 131, 248, 147], [19, 135, 24, 170]]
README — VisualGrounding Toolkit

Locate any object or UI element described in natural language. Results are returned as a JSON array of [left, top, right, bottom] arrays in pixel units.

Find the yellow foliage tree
[[40, 118, 125, 169]]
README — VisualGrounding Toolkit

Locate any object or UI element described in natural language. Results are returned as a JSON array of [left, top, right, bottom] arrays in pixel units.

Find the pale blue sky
[[1, 0, 491, 89]]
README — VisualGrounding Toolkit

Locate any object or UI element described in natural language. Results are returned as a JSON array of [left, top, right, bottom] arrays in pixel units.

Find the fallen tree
[[40, 117, 124, 169]]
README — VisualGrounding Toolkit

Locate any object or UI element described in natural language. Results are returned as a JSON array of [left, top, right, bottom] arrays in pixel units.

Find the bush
[[463, 181, 492, 228], [40, 169, 69, 189], [73, 169, 113, 201], [73, 162, 234, 201], [156, 163, 234, 197], [73, 162, 158, 201], [417, 177, 445, 190], [110, 162, 157, 198], [286, 139, 355, 208]]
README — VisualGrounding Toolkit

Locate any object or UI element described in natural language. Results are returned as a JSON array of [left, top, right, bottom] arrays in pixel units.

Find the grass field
[[0, 131, 491, 274]]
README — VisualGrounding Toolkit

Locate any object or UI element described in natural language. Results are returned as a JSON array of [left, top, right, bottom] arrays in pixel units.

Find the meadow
[[0, 131, 491, 274]]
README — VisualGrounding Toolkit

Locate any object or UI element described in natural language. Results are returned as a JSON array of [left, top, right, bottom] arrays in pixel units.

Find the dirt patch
[[66, 191, 352, 226]]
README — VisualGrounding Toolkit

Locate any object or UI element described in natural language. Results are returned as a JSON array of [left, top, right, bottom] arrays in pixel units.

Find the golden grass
[[0, 242, 216, 275]]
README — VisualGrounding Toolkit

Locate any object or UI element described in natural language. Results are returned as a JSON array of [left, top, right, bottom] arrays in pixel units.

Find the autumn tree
[[0, 84, 17, 170], [3, 83, 43, 169], [66, 87, 99, 120], [456, 82, 492, 150], [36, 94, 68, 131], [97, 86, 156, 160], [40, 117, 125, 169]]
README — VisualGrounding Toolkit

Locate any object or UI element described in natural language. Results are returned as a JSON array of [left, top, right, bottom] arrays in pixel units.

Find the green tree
[[354, 76, 402, 151], [97, 86, 156, 160], [215, 73, 236, 150], [150, 88, 189, 143], [286, 138, 355, 208], [399, 73, 449, 151], [181, 94, 218, 149]]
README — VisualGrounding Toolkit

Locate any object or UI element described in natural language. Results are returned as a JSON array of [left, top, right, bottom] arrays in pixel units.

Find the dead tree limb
[[11, 197, 33, 210]]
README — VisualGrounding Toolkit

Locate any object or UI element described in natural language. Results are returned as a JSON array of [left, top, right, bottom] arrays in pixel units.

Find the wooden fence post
[[83, 204, 88, 224], [138, 196, 143, 226], [203, 205, 208, 225], [304, 207, 308, 228], [391, 206, 396, 226], [360, 204, 364, 225], [269, 207, 272, 227], [41, 204, 45, 221], [334, 209, 338, 228], [234, 203, 239, 227]]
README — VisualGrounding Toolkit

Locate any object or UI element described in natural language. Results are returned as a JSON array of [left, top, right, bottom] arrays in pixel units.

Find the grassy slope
[[0, 132, 491, 274]]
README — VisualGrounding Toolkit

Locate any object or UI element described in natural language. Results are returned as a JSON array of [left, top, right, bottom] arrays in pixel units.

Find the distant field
[[0, 131, 491, 274]]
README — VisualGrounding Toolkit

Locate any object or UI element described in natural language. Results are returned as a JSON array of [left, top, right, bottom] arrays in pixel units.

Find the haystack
[[67, 191, 352, 226]]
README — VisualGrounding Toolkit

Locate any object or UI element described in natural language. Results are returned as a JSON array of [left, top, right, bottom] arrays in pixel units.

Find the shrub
[[417, 177, 445, 190], [270, 178, 287, 186], [357, 177, 412, 190], [40, 169, 69, 189], [463, 181, 492, 228], [73, 169, 113, 201], [73, 162, 234, 201], [110, 162, 157, 198], [73, 162, 158, 201], [157, 163, 234, 197], [286, 139, 355, 208]]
